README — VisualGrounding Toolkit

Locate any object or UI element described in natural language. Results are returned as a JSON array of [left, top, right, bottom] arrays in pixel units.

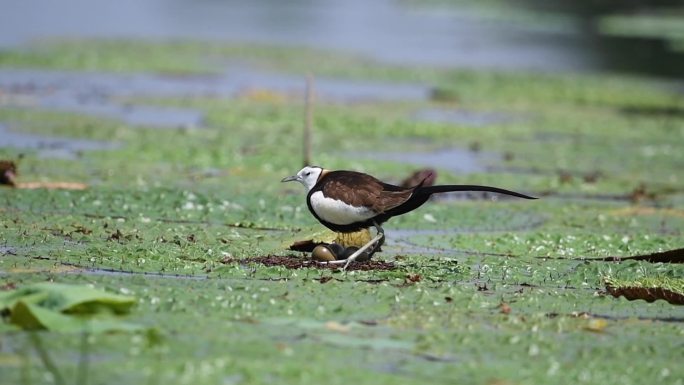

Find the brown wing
[[320, 171, 413, 214]]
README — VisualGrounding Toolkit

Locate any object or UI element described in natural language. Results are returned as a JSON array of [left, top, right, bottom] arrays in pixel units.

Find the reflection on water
[[0, 0, 681, 77]]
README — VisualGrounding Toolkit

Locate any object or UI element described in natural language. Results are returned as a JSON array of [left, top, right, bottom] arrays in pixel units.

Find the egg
[[312, 243, 344, 262]]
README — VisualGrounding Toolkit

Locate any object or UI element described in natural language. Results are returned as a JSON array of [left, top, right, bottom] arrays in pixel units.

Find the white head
[[281, 166, 324, 191]]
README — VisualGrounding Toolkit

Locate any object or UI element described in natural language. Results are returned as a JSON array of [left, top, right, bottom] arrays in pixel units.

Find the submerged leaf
[[604, 276, 684, 305], [583, 318, 609, 333], [600, 247, 684, 264]]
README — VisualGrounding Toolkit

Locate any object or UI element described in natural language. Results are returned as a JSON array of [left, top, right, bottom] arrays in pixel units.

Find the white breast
[[309, 191, 376, 225]]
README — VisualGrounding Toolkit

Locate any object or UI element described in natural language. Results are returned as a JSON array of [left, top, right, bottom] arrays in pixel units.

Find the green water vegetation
[[0, 39, 683, 385]]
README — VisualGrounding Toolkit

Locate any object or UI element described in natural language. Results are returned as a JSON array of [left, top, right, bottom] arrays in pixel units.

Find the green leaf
[[0, 283, 135, 314], [10, 301, 87, 332], [0, 283, 140, 333]]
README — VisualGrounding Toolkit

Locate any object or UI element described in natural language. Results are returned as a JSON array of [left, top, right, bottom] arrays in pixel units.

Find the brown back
[[318, 171, 413, 214]]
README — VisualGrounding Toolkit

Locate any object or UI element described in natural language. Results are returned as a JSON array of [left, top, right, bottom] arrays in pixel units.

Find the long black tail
[[419, 184, 537, 200], [381, 184, 537, 223]]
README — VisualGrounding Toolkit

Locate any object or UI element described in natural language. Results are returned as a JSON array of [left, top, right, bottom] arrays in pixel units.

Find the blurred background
[[2, 0, 684, 78], [1, 3, 683, 384]]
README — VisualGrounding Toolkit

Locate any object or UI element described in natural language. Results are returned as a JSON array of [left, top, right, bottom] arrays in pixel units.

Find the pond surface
[[0, 123, 119, 159], [0, 68, 429, 129], [0, 0, 624, 74], [351, 147, 490, 175], [412, 108, 526, 127]]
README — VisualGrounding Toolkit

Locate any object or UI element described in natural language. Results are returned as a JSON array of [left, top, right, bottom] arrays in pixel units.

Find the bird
[[281, 166, 537, 270], [0, 160, 17, 187], [400, 168, 437, 188]]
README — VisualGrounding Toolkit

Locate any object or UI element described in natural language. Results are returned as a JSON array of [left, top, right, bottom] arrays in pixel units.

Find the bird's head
[[281, 166, 324, 191]]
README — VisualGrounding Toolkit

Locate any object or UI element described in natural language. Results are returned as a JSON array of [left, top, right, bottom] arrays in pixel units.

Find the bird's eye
[[305, 172, 311, 176]]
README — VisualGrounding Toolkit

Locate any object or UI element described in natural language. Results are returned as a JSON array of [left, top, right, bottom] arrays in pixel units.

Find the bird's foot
[[341, 232, 384, 271]]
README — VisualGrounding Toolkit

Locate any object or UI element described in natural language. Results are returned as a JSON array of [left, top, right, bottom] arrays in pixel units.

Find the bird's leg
[[342, 222, 385, 271], [320, 234, 381, 267], [316, 223, 385, 267], [366, 221, 385, 256]]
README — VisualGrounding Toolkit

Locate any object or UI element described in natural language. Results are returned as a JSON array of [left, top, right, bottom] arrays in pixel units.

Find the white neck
[[295, 166, 323, 191]]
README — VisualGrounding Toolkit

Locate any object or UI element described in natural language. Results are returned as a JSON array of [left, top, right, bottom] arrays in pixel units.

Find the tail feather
[[380, 184, 536, 223], [419, 185, 537, 200]]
